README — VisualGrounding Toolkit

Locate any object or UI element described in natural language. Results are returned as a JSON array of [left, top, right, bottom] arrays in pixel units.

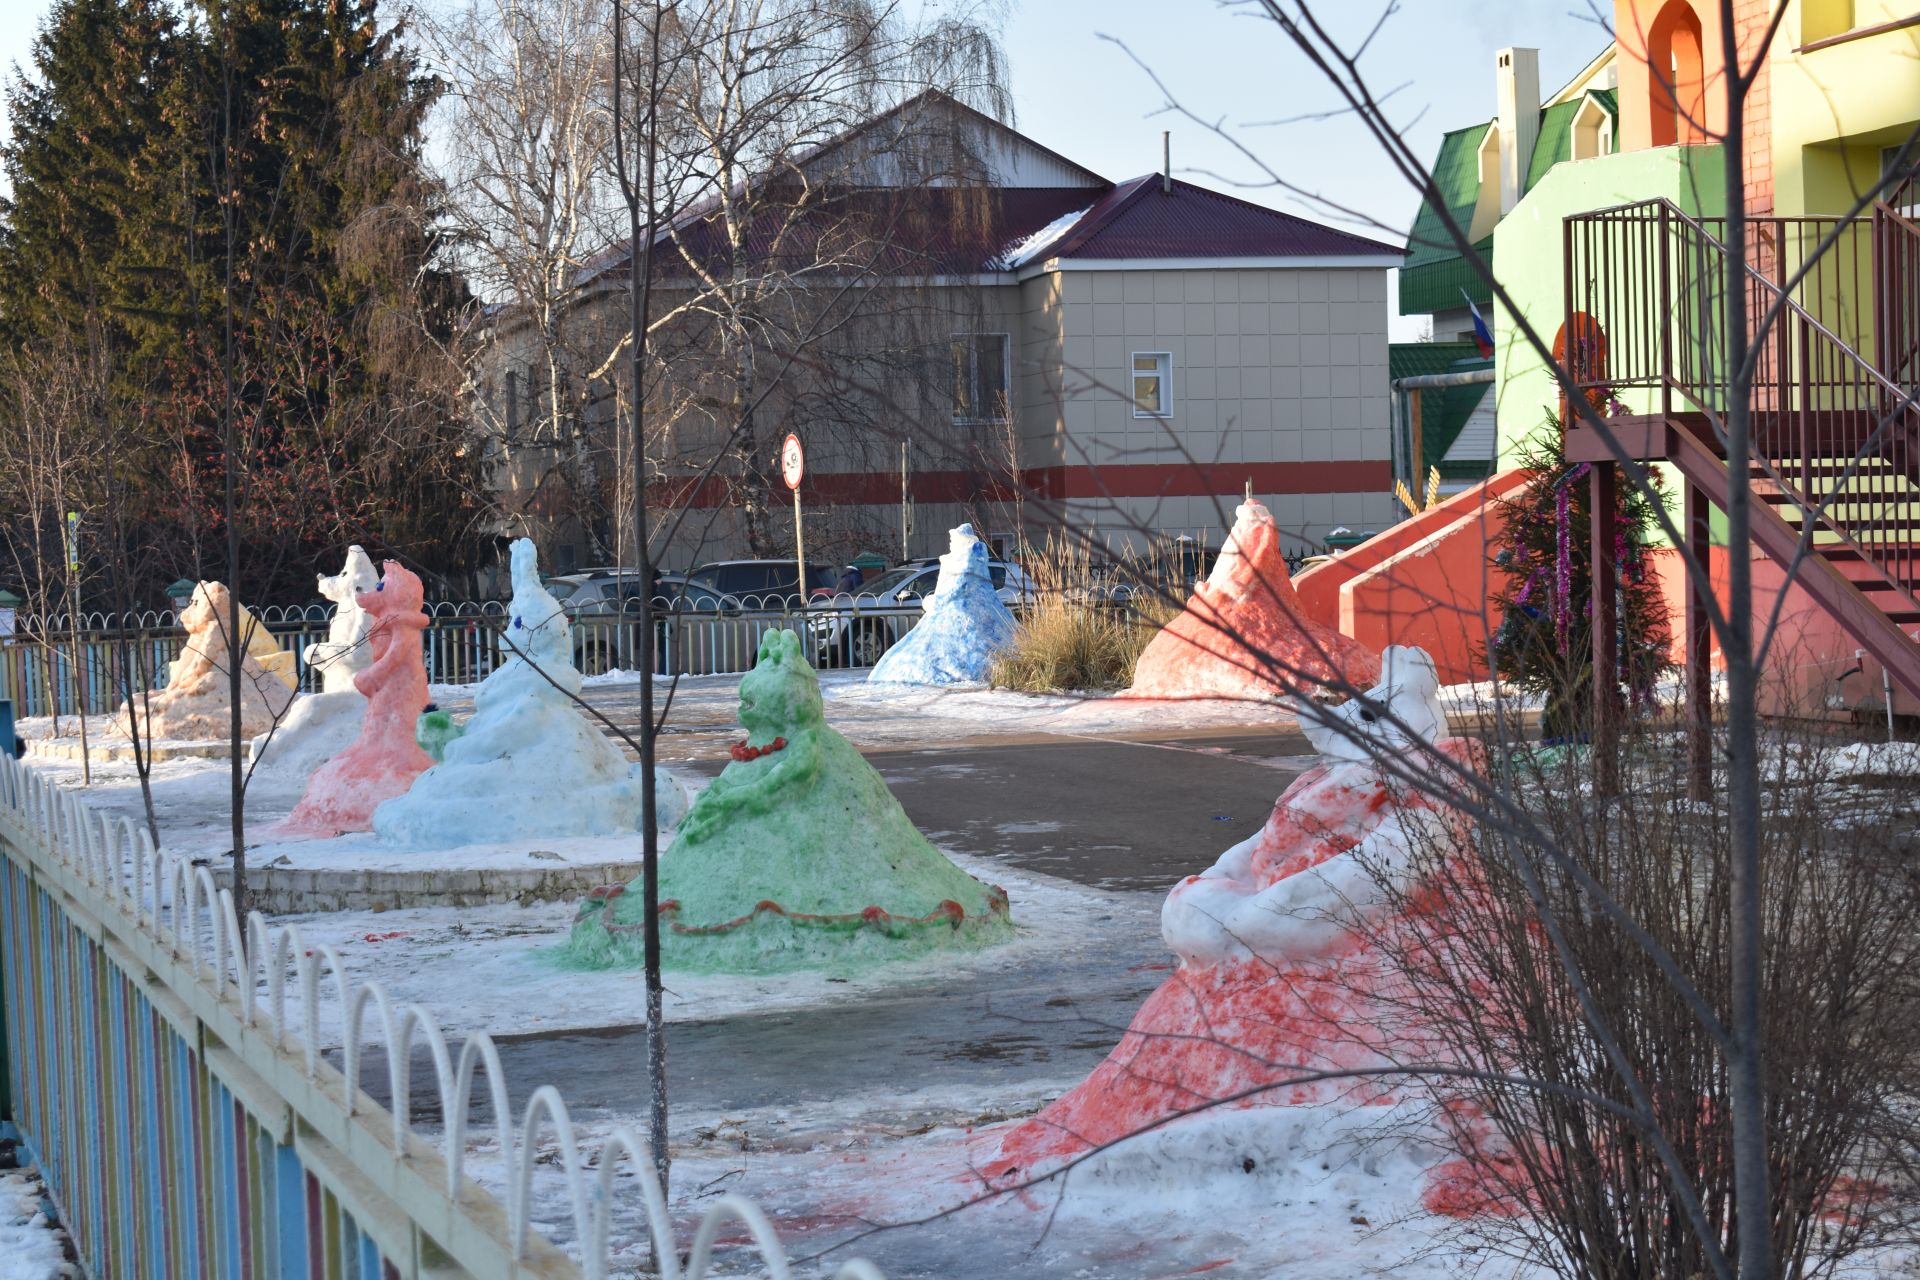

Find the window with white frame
[[1132, 351, 1173, 417], [951, 333, 1011, 423]]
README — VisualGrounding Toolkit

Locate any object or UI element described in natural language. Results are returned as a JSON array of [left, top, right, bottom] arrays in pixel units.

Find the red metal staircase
[[1560, 196, 1920, 702]]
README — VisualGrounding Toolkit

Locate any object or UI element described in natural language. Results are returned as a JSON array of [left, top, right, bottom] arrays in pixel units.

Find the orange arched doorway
[[1554, 312, 1610, 427], [1646, 1, 1707, 147]]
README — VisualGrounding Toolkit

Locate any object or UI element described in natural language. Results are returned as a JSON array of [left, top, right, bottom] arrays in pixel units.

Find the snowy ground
[[0, 1168, 75, 1280], [15, 670, 1920, 1278]]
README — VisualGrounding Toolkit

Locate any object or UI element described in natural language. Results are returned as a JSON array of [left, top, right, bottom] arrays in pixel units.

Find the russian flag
[[1462, 289, 1494, 359]]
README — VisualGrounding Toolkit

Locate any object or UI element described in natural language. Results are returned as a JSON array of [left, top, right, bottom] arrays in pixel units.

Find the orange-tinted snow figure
[[988, 647, 1498, 1213], [277, 562, 435, 837], [1128, 497, 1379, 701], [117, 581, 295, 741]]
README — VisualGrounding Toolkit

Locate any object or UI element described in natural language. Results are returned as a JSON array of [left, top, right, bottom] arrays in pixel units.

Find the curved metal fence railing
[[0, 754, 886, 1279]]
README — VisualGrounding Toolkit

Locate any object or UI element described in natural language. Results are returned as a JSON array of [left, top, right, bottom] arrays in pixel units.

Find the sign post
[[781, 433, 806, 605]]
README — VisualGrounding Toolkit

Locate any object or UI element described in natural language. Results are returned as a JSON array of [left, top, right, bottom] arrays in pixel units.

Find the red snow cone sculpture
[[276, 562, 435, 837], [986, 647, 1491, 1209], [1128, 497, 1379, 701]]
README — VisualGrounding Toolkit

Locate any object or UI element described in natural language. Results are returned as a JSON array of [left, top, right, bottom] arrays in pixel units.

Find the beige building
[[476, 94, 1402, 574]]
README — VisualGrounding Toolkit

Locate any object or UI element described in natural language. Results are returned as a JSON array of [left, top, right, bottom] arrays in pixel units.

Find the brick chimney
[[1496, 47, 1541, 214]]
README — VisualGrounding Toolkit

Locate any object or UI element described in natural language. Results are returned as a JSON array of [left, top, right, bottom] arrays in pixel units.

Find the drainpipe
[[1389, 368, 1496, 515]]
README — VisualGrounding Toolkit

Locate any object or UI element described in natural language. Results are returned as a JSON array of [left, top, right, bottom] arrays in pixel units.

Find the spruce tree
[[1488, 414, 1674, 740], [0, 0, 182, 344]]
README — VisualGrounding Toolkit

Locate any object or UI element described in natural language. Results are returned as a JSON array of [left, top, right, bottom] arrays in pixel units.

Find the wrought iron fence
[[0, 753, 885, 1279], [3, 592, 1158, 721]]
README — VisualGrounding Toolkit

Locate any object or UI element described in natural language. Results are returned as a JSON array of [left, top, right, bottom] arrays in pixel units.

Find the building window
[[1132, 352, 1173, 417], [504, 367, 521, 434], [951, 333, 1010, 423]]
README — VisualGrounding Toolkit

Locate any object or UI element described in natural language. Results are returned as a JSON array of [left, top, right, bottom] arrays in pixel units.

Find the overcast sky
[[1, 0, 1612, 339]]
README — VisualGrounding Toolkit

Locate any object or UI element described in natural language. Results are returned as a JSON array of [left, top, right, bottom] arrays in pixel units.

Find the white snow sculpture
[[248, 546, 380, 786], [1294, 644, 1448, 761], [372, 538, 687, 849], [307, 546, 380, 692], [1164, 645, 1457, 967]]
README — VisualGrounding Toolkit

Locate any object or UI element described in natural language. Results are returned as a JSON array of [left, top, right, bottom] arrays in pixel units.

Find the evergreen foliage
[[0, 0, 484, 601], [1488, 415, 1673, 738]]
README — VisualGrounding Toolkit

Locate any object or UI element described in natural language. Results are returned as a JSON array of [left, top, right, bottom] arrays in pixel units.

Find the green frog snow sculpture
[[566, 628, 1012, 972]]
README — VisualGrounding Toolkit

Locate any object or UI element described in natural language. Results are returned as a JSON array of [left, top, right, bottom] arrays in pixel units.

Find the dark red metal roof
[[1047, 176, 1403, 262], [578, 173, 1400, 293]]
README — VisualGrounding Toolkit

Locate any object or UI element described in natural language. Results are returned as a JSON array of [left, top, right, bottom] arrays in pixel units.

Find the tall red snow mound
[[1128, 499, 1380, 701], [277, 562, 434, 837], [985, 740, 1476, 1179]]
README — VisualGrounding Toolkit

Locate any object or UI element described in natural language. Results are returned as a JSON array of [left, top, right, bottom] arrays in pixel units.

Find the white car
[[805, 559, 1033, 667]]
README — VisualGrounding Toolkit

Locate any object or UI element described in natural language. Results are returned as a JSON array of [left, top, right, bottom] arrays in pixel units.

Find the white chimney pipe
[[1495, 47, 1540, 215]]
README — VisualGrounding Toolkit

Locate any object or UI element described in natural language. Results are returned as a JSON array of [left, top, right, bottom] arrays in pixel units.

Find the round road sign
[[780, 433, 805, 490]]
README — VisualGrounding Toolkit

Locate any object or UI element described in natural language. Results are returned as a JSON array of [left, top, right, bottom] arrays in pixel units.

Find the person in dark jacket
[[835, 565, 864, 594]]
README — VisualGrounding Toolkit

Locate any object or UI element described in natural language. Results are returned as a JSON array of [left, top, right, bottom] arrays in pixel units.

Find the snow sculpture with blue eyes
[[868, 524, 1018, 686]]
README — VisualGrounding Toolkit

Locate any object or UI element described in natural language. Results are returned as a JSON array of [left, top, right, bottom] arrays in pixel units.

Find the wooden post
[[1685, 481, 1713, 799], [1590, 461, 1619, 794]]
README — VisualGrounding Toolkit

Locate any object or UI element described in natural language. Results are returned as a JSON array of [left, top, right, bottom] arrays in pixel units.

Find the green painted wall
[[1489, 144, 1726, 468]]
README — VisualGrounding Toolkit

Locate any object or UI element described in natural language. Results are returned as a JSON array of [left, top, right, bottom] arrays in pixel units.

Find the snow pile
[[374, 539, 686, 849], [568, 628, 1011, 973], [278, 561, 437, 836], [1818, 740, 1920, 779], [991, 204, 1091, 269], [1128, 497, 1380, 702], [868, 524, 1018, 686], [248, 546, 379, 786], [987, 646, 1481, 1211], [115, 581, 294, 741], [1, 1170, 75, 1280]]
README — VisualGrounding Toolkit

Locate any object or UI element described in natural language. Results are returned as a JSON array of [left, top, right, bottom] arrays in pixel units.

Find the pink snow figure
[[985, 648, 1497, 1212], [277, 562, 434, 837], [1128, 497, 1379, 701], [117, 581, 295, 741]]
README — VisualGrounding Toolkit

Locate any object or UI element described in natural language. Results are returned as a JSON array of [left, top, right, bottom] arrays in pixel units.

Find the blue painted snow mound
[[869, 526, 1018, 686]]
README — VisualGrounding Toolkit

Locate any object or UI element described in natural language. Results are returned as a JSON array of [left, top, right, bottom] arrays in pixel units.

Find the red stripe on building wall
[[648, 460, 1391, 509]]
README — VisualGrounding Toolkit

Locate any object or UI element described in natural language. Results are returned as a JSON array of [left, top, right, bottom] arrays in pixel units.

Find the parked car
[[546, 570, 649, 617], [551, 571, 770, 674], [805, 558, 1034, 667], [685, 560, 837, 608]]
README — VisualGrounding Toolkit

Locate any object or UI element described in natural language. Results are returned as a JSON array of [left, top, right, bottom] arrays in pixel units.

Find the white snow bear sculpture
[[1161, 645, 1457, 967], [248, 546, 380, 786]]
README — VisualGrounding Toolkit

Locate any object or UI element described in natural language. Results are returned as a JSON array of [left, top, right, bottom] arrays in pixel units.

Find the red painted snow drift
[[984, 701, 1491, 1217], [277, 562, 435, 837], [1128, 498, 1380, 701]]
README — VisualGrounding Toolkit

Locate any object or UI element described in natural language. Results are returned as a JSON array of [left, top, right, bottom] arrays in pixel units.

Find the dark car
[[685, 560, 837, 608]]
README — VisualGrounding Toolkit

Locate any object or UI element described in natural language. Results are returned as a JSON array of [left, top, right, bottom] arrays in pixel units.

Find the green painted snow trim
[[416, 709, 464, 762], [563, 628, 1012, 974]]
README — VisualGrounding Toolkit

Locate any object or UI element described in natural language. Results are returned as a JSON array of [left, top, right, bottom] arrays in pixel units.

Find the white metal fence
[[0, 753, 885, 1278]]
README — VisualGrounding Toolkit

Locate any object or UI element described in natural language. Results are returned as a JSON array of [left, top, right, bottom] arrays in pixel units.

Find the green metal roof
[[1390, 344, 1494, 473], [1400, 89, 1617, 319], [1403, 124, 1491, 273], [1389, 341, 1482, 380], [1526, 89, 1616, 192], [1398, 245, 1493, 315]]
